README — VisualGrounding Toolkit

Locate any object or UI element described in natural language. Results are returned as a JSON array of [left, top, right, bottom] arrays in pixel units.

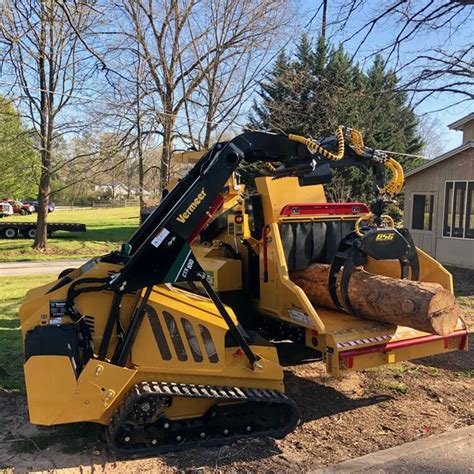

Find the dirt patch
[[0, 269, 472, 473]]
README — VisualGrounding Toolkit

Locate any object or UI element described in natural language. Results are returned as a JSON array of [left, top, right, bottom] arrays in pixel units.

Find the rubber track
[[106, 381, 299, 458]]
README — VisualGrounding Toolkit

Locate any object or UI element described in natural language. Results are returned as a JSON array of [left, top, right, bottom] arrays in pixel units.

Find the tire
[[27, 228, 36, 239], [4, 227, 17, 239], [20, 209, 27, 215]]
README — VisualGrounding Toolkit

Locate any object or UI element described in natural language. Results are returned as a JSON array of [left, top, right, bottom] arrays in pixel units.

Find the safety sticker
[[151, 228, 170, 248], [50, 300, 67, 318], [336, 334, 392, 349], [288, 308, 312, 326]]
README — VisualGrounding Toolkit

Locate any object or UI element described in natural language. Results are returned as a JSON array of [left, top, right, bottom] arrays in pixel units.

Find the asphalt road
[[0, 258, 88, 276], [317, 425, 473, 473]]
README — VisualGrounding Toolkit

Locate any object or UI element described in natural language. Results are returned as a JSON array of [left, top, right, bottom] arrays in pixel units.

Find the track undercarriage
[[107, 381, 298, 457]]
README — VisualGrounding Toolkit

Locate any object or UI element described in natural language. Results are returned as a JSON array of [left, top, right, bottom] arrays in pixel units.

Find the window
[[412, 194, 434, 231], [466, 182, 474, 239], [443, 181, 474, 239]]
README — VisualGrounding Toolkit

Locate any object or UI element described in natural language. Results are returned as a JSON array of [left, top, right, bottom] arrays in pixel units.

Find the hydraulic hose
[[289, 126, 345, 161]]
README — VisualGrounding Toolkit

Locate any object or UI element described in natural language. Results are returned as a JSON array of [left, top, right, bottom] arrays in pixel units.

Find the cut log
[[290, 263, 460, 336]]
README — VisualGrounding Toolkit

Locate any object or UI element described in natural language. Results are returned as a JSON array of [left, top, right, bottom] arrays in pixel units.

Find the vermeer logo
[[375, 232, 394, 241], [176, 188, 207, 223]]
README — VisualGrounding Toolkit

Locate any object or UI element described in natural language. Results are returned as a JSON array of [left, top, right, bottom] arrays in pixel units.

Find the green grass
[[0, 275, 55, 391], [0, 207, 139, 261], [0, 274, 103, 454], [374, 380, 408, 395]]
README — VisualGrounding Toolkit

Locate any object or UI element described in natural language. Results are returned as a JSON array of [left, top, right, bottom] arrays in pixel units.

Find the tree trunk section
[[290, 264, 460, 336], [160, 99, 175, 195]]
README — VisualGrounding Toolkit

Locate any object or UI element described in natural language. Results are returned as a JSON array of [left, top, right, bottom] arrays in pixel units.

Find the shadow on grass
[[52, 225, 137, 243]]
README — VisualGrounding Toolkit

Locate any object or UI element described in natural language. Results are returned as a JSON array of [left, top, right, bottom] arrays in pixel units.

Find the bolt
[[223, 429, 229, 435], [151, 439, 158, 445], [124, 436, 131, 442], [246, 426, 251, 432], [164, 422, 170, 429], [176, 435, 182, 442], [200, 432, 206, 438]]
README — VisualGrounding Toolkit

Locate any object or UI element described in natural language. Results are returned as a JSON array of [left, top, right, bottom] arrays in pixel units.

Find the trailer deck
[[0, 222, 86, 239]]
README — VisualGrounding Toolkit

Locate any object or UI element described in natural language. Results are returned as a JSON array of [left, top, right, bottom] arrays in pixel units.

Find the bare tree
[[0, 0, 98, 249], [117, 0, 288, 192], [327, 0, 473, 110]]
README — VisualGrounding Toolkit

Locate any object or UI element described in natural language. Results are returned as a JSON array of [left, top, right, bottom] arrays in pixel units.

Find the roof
[[405, 140, 474, 178], [448, 112, 474, 131]]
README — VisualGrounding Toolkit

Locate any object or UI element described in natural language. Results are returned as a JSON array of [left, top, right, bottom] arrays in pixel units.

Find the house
[[94, 183, 152, 199], [404, 112, 474, 269]]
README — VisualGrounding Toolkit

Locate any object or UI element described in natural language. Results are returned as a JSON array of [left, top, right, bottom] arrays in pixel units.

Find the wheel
[[3, 227, 17, 239], [27, 228, 36, 239], [20, 209, 27, 215]]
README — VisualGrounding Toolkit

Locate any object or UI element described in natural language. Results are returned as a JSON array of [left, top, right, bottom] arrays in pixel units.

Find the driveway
[[0, 259, 88, 276]]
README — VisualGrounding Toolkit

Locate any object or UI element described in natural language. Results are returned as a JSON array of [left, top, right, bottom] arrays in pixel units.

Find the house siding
[[404, 148, 474, 268]]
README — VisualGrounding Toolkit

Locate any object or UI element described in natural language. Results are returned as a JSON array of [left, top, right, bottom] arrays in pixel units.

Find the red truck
[[1, 199, 35, 215]]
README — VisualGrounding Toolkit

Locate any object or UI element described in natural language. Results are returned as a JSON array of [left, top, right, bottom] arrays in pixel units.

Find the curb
[[315, 425, 473, 473]]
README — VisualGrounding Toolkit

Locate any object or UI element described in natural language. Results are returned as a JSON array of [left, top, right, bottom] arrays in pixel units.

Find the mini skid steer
[[19, 128, 468, 456]]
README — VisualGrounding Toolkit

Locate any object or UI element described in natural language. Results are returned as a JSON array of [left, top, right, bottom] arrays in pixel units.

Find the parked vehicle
[[0, 222, 86, 239], [22, 200, 56, 213], [2, 199, 35, 215], [0, 202, 14, 218]]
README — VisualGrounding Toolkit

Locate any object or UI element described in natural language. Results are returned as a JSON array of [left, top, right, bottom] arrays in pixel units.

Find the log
[[290, 264, 460, 336]]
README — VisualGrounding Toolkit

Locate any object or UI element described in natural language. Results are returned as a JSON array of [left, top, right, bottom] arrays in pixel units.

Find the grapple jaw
[[329, 227, 420, 314]]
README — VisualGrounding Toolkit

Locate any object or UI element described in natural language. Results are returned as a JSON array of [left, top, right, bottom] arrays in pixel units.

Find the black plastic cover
[[24, 324, 82, 376], [280, 221, 355, 271]]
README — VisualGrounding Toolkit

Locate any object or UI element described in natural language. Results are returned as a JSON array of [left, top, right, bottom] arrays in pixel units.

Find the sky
[[0, 0, 471, 158], [296, 0, 472, 155]]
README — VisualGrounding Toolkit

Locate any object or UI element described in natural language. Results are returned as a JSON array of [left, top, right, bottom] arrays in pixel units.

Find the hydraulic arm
[[19, 127, 467, 457], [101, 129, 406, 367]]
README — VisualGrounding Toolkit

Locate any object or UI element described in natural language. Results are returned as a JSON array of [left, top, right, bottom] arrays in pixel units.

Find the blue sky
[[295, 0, 472, 154]]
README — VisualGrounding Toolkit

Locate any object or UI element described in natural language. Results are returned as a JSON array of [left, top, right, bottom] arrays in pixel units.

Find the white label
[[288, 308, 312, 326], [49, 317, 62, 325], [151, 228, 170, 248]]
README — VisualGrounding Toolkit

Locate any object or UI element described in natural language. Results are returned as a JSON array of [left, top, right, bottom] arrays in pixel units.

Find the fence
[[55, 199, 140, 210]]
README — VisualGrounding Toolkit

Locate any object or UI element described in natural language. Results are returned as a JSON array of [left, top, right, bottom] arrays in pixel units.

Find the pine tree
[[249, 42, 424, 206]]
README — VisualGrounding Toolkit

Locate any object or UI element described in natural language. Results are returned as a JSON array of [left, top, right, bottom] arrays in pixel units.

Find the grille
[[146, 306, 172, 360], [181, 318, 204, 362], [163, 311, 188, 361], [84, 315, 95, 333], [199, 324, 219, 363]]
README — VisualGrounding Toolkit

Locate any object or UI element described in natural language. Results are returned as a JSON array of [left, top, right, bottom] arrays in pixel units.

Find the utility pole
[[321, 0, 328, 42]]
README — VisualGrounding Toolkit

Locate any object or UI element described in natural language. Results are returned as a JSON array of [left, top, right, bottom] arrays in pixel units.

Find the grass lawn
[[0, 207, 139, 261], [0, 274, 54, 391]]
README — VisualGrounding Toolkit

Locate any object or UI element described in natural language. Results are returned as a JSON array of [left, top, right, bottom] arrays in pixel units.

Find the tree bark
[[290, 264, 460, 336]]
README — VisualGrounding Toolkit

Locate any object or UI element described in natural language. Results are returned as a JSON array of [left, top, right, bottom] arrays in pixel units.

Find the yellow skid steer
[[19, 128, 467, 457]]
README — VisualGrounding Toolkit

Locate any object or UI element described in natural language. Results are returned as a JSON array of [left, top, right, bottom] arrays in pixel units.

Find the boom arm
[[113, 129, 400, 292]]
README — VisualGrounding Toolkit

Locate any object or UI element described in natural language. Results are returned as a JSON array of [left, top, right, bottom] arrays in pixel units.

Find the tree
[[330, 1, 473, 110], [0, 97, 38, 198], [118, 0, 288, 193], [250, 35, 424, 203], [0, 0, 98, 249]]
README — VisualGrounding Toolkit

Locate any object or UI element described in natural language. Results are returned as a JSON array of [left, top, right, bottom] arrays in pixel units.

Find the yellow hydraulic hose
[[349, 128, 365, 155], [289, 126, 345, 161], [288, 126, 405, 197], [381, 157, 404, 196]]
